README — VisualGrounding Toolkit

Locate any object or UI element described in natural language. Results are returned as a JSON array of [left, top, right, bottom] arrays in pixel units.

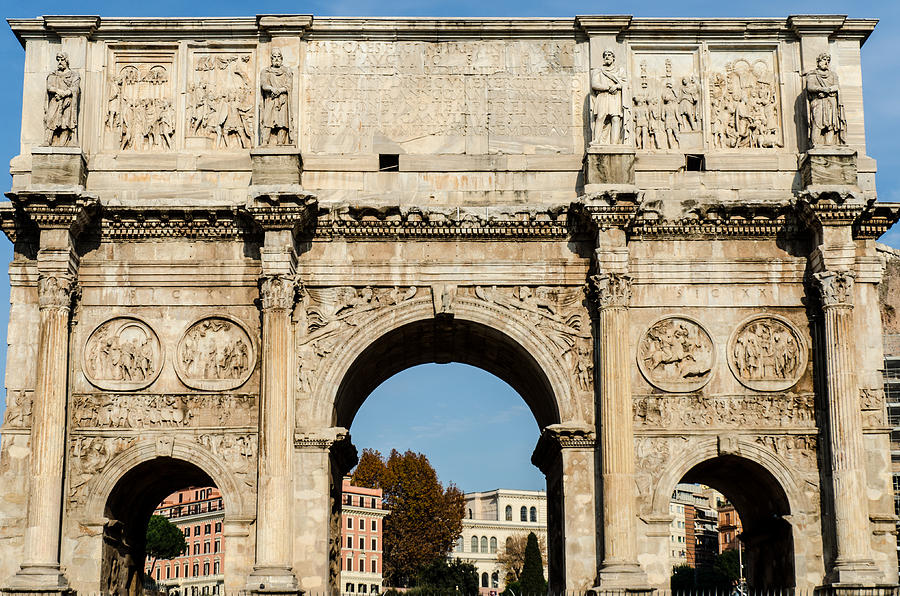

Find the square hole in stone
[[379, 154, 399, 171]]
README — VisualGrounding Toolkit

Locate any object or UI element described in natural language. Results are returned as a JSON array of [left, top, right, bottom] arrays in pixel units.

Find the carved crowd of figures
[[633, 393, 816, 428], [732, 319, 800, 381], [709, 59, 782, 149], [179, 319, 251, 382], [188, 54, 254, 148], [106, 64, 175, 150], [85, 323, 157, 383], [632, 60, 701, 151], [73, 394, 192, 428]]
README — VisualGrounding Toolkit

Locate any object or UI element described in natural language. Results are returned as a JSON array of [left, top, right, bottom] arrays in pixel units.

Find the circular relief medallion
[[83, 317, 162, 391], [637, 316, 715, 393], [728, 315, 806, 392], [175, 317, 255, 391]]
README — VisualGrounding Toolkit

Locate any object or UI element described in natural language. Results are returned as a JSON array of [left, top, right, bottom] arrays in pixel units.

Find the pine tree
[[517, 532, 547, 596]]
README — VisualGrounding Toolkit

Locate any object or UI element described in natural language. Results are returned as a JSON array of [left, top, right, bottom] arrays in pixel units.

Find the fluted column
[[814, 270, 879, 584], [251, 272, 299, 592], [588, 273, 646, 588], [8, 270, 76, 593]]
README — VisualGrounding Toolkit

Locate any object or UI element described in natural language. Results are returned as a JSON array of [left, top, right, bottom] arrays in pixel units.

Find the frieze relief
[[296, 286, 420, 394], [860, 388, 887, 428], [1, 390, 32, 428], [634, 393, 815, 428], [754, 434, 818, 471], [176, 317, 255, 391], [728, 316, 806, 392], [72, 393, 257, 429], [187, 51, 255, 149], [104, 53, 176, 151], [83, 317, 162, 391], [630, 52, 702, 151], [708, 51, 783, 149], [637, 317, 714, 392], [198, 433, 257, 488]]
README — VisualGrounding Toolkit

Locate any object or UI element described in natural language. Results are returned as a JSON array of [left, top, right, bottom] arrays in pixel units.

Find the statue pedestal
[[30, 147, 85, 187], [800, 146, 858, 187], [583, 146, 635, 191], [250, 148, 303, 185]]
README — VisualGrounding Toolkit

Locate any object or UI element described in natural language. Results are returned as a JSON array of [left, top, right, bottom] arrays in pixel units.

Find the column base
[[816, 584, 897, 596], [823, 558, 885, 587], [592, 562, 651, 594], [2, 565, 71, 596], [246, 567, 301, 595]]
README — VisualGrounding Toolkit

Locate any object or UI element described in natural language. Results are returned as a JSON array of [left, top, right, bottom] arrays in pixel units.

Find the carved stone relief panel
[[68, 436, 137, 507], [1, 390, 32, 428], [104, 49, 176, 151], [708, 49, 783, 149], [634, 393, 816, 428], [629, 50, 702, 151], [186, 49, 255, 150], [860, 388, 887, 428], [296, 286, 420, 394], [303, 40, 577, 154], [176, 317, 255, 391], [754, 434, 818, 471], [72, 394, 257, 429], [198, 432, 257, 488], [83, 317, 163, 391], [637, 316, 714, 392], [727, 315, 806, 392]]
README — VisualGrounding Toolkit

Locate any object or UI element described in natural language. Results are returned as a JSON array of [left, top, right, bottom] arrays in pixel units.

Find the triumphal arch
[[0, 12, 899, 596]]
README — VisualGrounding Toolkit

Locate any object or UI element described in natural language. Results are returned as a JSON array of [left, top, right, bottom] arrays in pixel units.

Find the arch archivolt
[[80, 436, 253, 523], [640, 434, 816, 519], [298, 284, 592, 429]]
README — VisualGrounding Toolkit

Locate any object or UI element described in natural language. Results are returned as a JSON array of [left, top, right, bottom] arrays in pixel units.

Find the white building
[[449, 489, 547, 595]]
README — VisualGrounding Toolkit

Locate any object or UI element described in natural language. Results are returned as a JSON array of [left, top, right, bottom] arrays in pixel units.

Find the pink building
[[340, 477, 389, 595], [144, 487, 225, 596]]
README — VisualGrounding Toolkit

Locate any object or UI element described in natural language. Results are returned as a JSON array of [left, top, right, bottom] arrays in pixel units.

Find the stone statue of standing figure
[[44, 52, 80, 147], [590, 49, 626, 145], [804, 52, 845, 146], [259, 48, 293, 146]]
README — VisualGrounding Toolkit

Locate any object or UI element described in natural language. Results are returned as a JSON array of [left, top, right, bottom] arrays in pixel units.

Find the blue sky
[[0, 0, 898, 493]]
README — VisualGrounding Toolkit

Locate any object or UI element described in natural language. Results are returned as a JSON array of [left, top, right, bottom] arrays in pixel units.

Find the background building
[[340, 477, 388, 595], [878, 243, 900, 580], [718, 502, 744, 554], [669, 484, 728, 570], [144, 487, 225, 596], [450, 489, 547, 595]]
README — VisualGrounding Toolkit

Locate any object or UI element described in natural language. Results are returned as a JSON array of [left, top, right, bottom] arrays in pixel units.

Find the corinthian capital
[[260, 274, 297, 311], [814, 270, 855, 308], [38, 273, 76, 310], [587, 273, 632, 310]]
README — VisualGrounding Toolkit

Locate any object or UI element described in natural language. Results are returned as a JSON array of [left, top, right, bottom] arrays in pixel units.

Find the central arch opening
[[333, 317, 562, 594]]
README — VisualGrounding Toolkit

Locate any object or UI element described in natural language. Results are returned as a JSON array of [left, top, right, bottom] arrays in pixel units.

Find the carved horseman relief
[[630, 53, 702, 151], [176, 317, 255, 391], [728, 316, 806, 391], [709, 52, 783, 149], [296, 286, 419, 393], [637, 316, 714, 392], [44, 52, 80, 147], [105, 55, 176, 151], [187, 52, 255, 149], [83, 317, 162, 391]]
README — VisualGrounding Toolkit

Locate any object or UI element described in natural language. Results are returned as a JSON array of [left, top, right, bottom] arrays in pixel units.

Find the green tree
[[517, 532, 547, 596], [497, 532, 547, 584], [145, 515, 187, 574], [351, 448, 465, 587], [670, 564, 694, 591], [413, 557, 479, 594]]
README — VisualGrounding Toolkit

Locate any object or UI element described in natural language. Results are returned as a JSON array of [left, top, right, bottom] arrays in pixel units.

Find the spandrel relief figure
[[709, 58, 782, 149], [804, 52, 846, 146], [188, 53, 254, 149], [590, 49, 625, 145], [44, 52, 80, 147], [260, 48, 294, 146], [105, 63, 175, 151]]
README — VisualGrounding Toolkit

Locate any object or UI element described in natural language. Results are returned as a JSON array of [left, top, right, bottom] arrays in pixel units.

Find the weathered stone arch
[[84, 438, 250, 523], [308, 293, 584, 430]]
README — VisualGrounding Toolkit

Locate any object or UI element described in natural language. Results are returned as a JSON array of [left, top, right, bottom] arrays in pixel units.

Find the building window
[[193, 543, 200, 555], [359, 558, 364, 572], [480, 536, 488, 553], [371, 520, 377, 531], [359, 585, 367, 594], [183, 528, 190, 537], [205, 523, 211, 535], [359, 537, 365, 550], [203, 541, 210, 554], [183, 564, 188, 577], [520, 506, 527, 522], [371, 559, 377, 573], [348, 518, 353, 529], [156, 569, 160, 581], [471, 536, 479, 552], [490, 537, 497, 553], [347, 536, 353, 548], [456, 537, 464, 552], [468, 508, 473, 519], [174, 565, 179, 578], [530, 507, 537, 522], [193, 563, 199, 576], [359, 518, 364, 529], [215, 522, 222, 533], [481, 573, 488, 588], [505, 505, 512, 521], [203, 561, 210, 576], [347, 558, 352, 572], [371, 585, 380, 594], [166, 566, 170, 579], [346, 584, 354, 593], [506, 537, 512, 550], [195, 525, 201, 536], [214, 540, 220, 553], [371, 538, 377, 551], [492, 572, 499, 588]]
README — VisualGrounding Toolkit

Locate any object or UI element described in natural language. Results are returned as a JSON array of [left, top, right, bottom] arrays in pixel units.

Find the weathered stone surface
[[0, 13, 898, 596]]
